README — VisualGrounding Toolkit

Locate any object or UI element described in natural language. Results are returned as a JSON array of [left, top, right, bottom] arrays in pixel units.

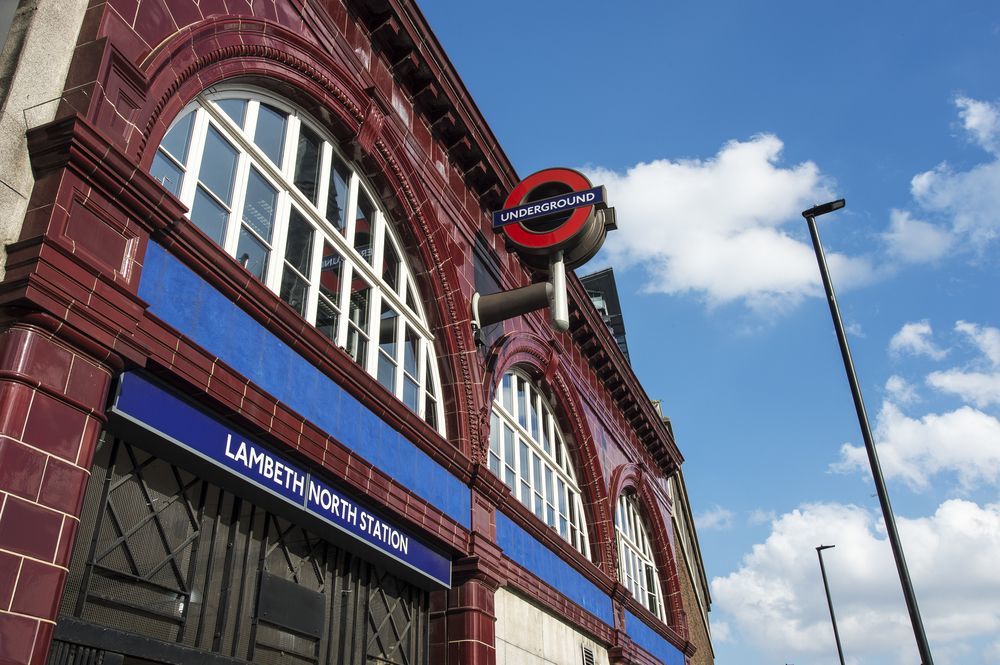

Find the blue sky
[[420, 2, 1000, 664]]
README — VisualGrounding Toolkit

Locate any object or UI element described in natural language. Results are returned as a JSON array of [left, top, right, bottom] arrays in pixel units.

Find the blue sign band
[[111, 372, 451, 588], [492, 186, 604, 229]]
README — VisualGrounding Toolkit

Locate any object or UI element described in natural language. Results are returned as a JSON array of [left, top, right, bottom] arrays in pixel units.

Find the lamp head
[[802, 199, 846, 218], [816, 544, 836, 552]]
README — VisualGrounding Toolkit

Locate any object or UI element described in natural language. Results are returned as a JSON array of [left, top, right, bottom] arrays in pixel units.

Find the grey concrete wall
[[495, 588, 611, 665], [0, 0, 87, 279]]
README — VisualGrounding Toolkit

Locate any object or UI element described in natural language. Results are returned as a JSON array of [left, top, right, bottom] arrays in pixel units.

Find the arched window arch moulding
[[127, 17, 482, 456], [483, 331, 616, 575], [609, 463, 689, 639]]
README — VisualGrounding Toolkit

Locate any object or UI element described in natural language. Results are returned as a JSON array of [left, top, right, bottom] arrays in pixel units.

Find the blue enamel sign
[[492, 185, 605, 229], [111, 372, 451, 589]]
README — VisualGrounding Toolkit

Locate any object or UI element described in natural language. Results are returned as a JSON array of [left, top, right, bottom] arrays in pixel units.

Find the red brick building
[[0, 1, 713, 663]]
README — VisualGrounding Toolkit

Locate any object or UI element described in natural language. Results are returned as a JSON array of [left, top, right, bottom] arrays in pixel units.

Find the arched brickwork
[[128, 17, 481, 456], [483, 331, 615, 573], [609, 463, 688, 639]]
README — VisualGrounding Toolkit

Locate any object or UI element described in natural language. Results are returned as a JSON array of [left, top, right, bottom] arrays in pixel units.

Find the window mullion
[[344, 171, 361, 252], [335, 263, 353, 349], [179, 109, 210, 209], [224, 151, 253, 257], [305, 223, 324, 325], [416, 337, 426, 419], [268, 193, 292, 294], [364, 290, 380, 377]]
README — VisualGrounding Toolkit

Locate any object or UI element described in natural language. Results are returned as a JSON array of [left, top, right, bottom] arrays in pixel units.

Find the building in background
[[581, 268, 631, 363], [0, 1, 713, 664]]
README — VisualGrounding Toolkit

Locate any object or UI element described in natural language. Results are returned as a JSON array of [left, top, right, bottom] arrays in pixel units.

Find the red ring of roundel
[[502, 168, 594, 250]]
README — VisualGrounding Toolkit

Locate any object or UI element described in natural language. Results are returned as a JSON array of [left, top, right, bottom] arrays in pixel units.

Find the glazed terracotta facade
[[0, 1, 711, 663]]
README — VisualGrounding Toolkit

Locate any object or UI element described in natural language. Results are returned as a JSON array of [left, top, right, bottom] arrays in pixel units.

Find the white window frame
[[616, 491, 665, 620], [151, 87, 446, 435], [488, 369, 591, 559]]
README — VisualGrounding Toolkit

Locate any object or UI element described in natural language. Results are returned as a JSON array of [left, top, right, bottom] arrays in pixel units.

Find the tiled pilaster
[[0, 323, 113, 665]]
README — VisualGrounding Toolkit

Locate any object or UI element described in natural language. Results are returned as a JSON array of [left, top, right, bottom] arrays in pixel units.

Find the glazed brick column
[[430, 556, 502, 665], [0, 320, 115, 665]]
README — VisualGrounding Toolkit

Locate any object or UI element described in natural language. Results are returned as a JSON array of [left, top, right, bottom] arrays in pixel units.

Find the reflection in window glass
[[326, 154, 350, 233], [216, 99, 247, 127], [242, 168, 277, 241], [200, 126, 238, 203], [254, 103, 287, 164], [346, 278, 370, 364], [403, 325, 418, 377], [294, 124, 322, 204], [382, 237, 400, 292], [151, 152, 183, 196], [191, 187, 229, 244], [236, 227, 268, 279], [354, 190, 375, 264], [161, 112, 194, 162], [284, 209, 313, 275]]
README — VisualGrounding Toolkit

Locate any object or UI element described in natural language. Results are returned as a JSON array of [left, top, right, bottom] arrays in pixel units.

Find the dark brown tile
[[0, 496, 63, 561]]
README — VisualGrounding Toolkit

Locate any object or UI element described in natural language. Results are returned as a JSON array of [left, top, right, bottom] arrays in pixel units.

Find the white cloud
[[885, 375, 919, 405], [882, 209, 953, 263], [748, 508, 777, 526], [955, 320, 1000, 367], [925, 322, 1000, 407], [927, 370, 1000, 409], [833, 401, 1000, 491], [956, 97, 1000, 155], [696, 505, 735, 531], [889, 320, 949, 361], [710, 618, 732, 643], [886, 98, 1000, 261], [587, 134, 874, 311], [711, 500, 1000, 664], [905, 98, 1000, 253]]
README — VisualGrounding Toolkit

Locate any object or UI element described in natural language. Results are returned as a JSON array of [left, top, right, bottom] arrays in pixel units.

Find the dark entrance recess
[[53, 435, 429, 665]]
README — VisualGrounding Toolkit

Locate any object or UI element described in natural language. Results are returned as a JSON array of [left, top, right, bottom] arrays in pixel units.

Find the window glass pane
[[216, 98, 247, 128], [254, 103, 287, 164], [200, 126, 238, 203], [378, 352, 396, 392], [242, 168, 277, 241], [403, 325, 418, 377], [294, 124, 322, 204], [379, 302, 398, 358], [426, 350, 437, 398], [326, 154, 350, 233], [346, 279, 370, 363], [424, 394, 437, 430], [190, 186, 229, 244], [382, 237, 400, 292], [319, 241, 343, 301], [236, 227, 268, 279], [280, 267, 308, 316], [284, 208, 314, 275], [151, 152, 183, 196], [403, 376, 419, 412], [517, 378, 528, 430], [354, 189, 375, 263], [317, 295, 338, 343], [529, 394, 539, 440], [161, 111, 194, 162], [406, 283, 418, 313], [501, 373, 513, 412]]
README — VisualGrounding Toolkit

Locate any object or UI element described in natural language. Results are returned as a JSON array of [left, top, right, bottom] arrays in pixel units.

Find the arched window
[[616, 491, 664, 619], [150, 89, 444, 433], [488, 369, 590, 558]]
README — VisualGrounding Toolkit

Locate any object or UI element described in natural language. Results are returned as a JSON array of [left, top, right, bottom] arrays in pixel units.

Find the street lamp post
[[803, 200, 935, 665], [816, 544, 846, 665]]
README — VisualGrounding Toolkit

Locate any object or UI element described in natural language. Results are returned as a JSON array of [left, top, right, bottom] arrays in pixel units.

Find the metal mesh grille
[[59, 434, 430, 665]]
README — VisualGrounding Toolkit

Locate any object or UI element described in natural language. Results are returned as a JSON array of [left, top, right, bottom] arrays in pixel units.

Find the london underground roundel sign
[[492, 167, 616, 270]]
